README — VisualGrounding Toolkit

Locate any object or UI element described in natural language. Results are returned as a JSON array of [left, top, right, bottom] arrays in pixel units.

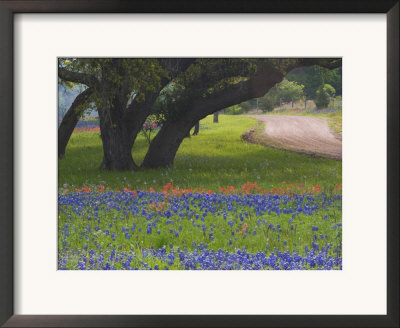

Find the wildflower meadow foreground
[[58, 182, 342, 270]]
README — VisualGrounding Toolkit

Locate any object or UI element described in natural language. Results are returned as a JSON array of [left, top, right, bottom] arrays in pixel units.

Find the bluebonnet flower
[[146, 223, 152, 235], [58, 187, 341, 271]]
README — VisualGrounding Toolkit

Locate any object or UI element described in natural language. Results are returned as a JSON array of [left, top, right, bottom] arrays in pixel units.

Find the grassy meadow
[[59, 115, 341, 191], [58, 115, 342, 270]]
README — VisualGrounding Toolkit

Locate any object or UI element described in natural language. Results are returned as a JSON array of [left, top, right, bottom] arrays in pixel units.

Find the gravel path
[[247, 115, 342, 160]]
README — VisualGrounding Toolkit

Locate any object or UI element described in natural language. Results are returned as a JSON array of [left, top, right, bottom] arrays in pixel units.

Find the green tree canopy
[[315, 83, 336, 109], [286, 65, 342, 98]]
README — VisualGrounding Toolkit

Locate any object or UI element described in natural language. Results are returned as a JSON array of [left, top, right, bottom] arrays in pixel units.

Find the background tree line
[[224, 65, 342, 114]]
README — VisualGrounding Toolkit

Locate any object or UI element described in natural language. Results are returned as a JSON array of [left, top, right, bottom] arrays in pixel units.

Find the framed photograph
[[0, 1, 398, 327]]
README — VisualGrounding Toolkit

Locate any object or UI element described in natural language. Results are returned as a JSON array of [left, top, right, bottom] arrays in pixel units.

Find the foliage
[[328, 67, 342, 95], [255, 79, 304, 112], [286, 66, 342, 98], [275, 79, 305, 103], [224, 105, 243, 115], [315, 84, 335, 109], [257, 94, 275, 112], [224, 79, 306, 114], [240, 101, 253, 112], [58, 58, 168, 110], [323, 84, 336, 97]]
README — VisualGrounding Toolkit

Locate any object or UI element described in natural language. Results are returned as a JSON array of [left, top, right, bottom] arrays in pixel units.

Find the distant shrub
[[315, 84, 335, 109], [225, 105, 243, 115], [323, 84, 336, 97], [240, 102, 252, 112], [258, 95, 275, 112]]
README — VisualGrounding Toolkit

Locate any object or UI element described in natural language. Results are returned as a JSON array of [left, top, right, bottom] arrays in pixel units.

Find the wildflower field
[[59, 115, 342, 270]]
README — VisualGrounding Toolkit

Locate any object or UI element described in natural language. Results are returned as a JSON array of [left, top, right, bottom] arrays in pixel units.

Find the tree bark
[[58, 88, 93, 158], [98, 105, 139, 171], [141, 119, 195, 168], [193, 121, 200, 135], [99, 125, 138, 171], [97, 60, 139, 171], [213, 112, 219, 123]]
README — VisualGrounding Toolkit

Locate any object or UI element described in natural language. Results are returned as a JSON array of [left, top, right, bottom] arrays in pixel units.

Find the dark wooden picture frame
[[0, 1, 398, 327]]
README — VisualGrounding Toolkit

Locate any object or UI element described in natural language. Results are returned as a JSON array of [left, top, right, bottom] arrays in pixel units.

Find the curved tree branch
[[58, 67, 99, 87], [141, 64, 285, 169], [58, 87, 94, 158]]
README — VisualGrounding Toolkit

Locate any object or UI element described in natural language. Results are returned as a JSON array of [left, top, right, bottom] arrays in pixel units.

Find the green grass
[[314, 110, 342, 133], [59, 115, 341, 191]]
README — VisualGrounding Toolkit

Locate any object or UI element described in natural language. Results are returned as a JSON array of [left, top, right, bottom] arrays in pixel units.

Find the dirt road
[[247, 115, 342, 160]]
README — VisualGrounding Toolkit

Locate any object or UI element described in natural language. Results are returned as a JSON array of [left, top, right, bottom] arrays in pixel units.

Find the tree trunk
[[96, 58, 195, 171], [99, 125, 137, 171], [141, 119, 193, 169], [213, 112, 219, 123], [98, 107, 138, 171], [193, 121, 200, 135], [58, 88, 93, 158], [58, 108, 80, 159]]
